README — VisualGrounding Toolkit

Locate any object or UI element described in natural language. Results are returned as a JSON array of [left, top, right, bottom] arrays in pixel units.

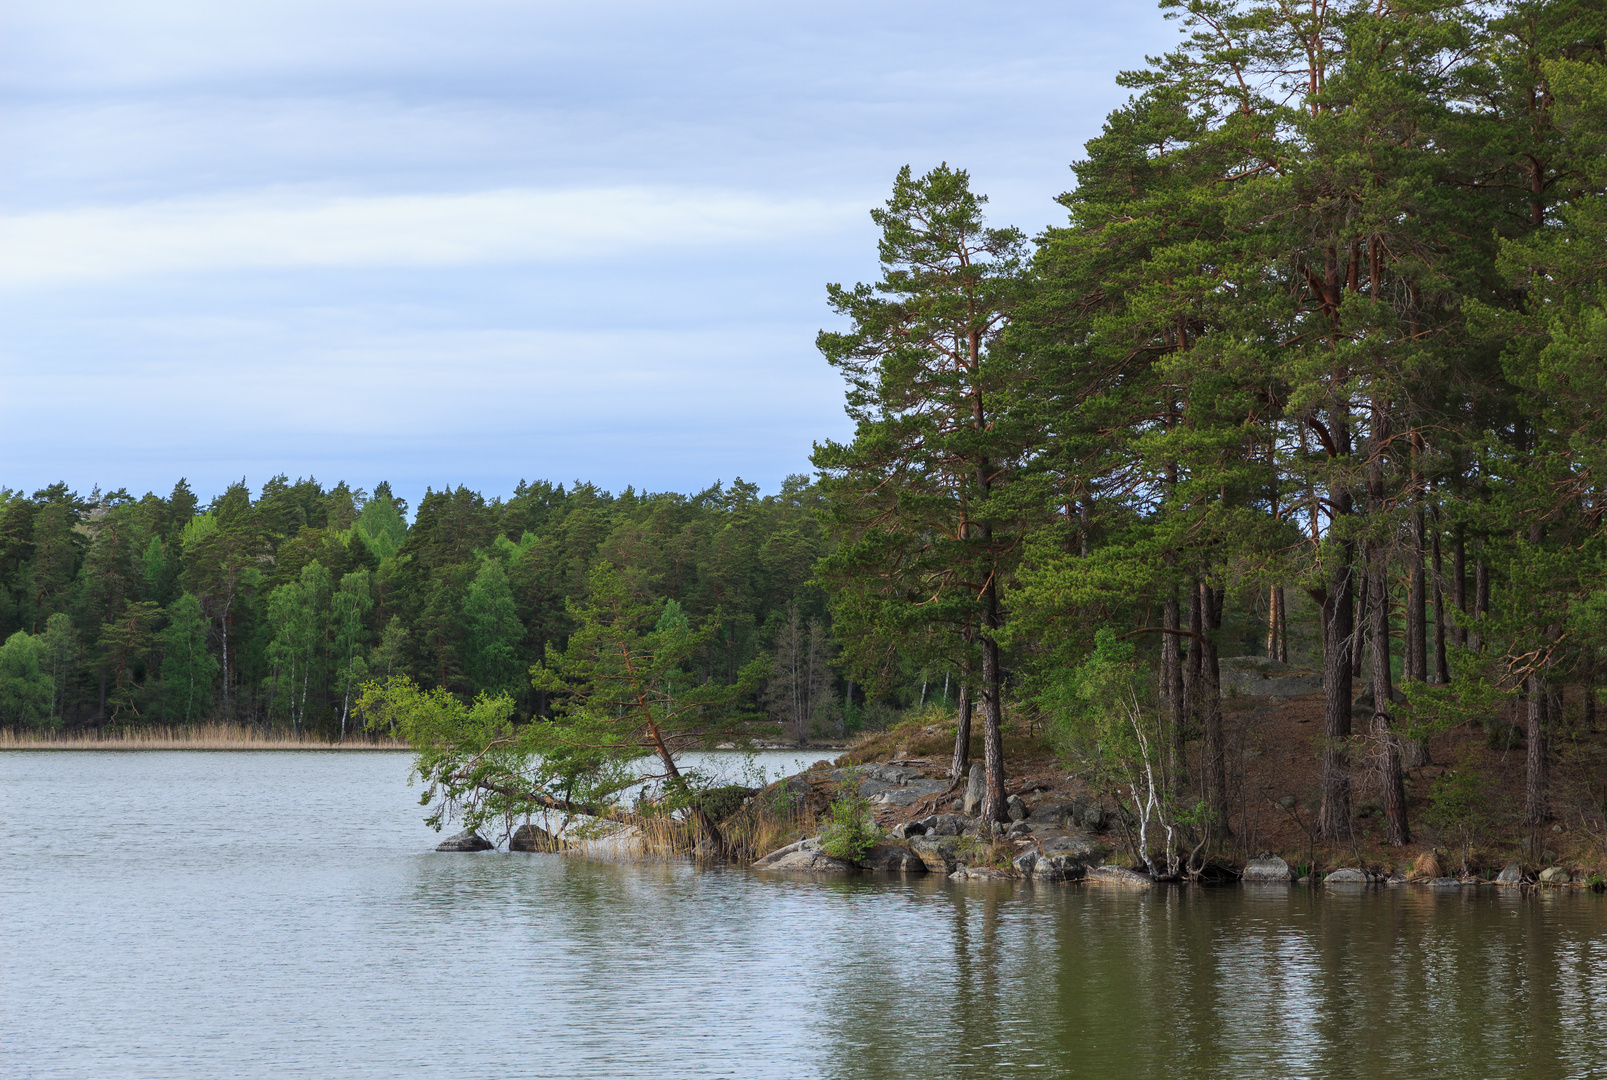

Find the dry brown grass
[[0, 723, 410, 751]]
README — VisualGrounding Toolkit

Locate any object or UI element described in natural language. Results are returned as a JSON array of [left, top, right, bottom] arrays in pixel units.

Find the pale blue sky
[[1, 0, 1180, 506]]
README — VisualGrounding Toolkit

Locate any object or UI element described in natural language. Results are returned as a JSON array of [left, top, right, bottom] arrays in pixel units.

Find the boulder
[[916, 813, 970, 837], [1007, 821, 1034, 839], [1497, 862, 1523, 884], [435, 829, 492, 852], [509, 823, 564, 852], [1012, 850, 1040, 875], [1538, 866, 1572, 885], [752, 837, 816, 868], [1006, 794, 1029, 821], [1323, 868, 1374, 885], [963, 762, 985, 816], [1031, 855, 1089, 883], [1426, 877, 1467, 887], [1276, 795, 1299, 810], [1242, 853, 1294, 883], [759, 847, 856, 873], [950, 866, 1013, 882], [1027, 802, 1071, 828], [1078, 803, 1108, 832], [890, 820, 927, 840], [858, 844, 928, 874], [1087, 865, 1154, 888], [1038, 833, 1108, 863], [910, 835, 966, 874]]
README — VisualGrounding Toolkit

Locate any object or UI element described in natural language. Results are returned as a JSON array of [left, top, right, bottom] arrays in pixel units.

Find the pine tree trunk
[[1370, 541, 1410, 846], [950, 678, 972, 781], [1183, 580, 1202, 736], [1201, 584, 1227, 831], [1162, 585, 1184, 784], [1318, 545, 1355, 841], [1431, 516, 1450, 684], [1408, 509, 1428, 683], [1451, 523, 1467, 648], [979, 631, 1006, 824], [1524, 671, 1550, 826], [1472, 556, 1489, 653]]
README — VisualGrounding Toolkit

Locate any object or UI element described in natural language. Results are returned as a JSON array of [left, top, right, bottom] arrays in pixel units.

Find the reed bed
[[0, 723, 410, 751]]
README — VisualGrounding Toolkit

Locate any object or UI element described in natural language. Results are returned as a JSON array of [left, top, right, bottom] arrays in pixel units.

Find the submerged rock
[[1323, 867, 1374, 885], [435, 830, 493, 852], [1087, 865, 1154, 888], [1538, 866, 1572, 884], [1242, 853, 1294, 883], [950, 866, 1012, 882]]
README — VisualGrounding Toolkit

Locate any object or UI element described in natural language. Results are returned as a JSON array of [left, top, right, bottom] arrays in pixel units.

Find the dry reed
[[0, 723, 410, 751]]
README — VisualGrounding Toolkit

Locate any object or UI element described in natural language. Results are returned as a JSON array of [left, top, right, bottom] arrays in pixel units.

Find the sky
[[0, 0, 1183, 509]]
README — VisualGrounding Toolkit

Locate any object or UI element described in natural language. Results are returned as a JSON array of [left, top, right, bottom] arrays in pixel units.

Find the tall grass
[[0, 723, 410, 751]]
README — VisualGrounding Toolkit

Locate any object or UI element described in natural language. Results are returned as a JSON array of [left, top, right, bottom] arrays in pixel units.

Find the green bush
[[819, 786, 879, 862]]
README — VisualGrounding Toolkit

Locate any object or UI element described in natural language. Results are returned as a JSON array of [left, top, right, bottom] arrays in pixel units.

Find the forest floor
[[823, 687, 1607, 880]]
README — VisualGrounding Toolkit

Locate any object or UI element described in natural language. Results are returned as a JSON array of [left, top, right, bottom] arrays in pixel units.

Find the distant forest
[[4, 0, 1606, 848], [0, 476, 847, 739]]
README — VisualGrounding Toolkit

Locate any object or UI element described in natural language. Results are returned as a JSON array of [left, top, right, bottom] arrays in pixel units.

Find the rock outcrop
[[1242, 853, 1293, 883], [435, 830, 493, 852], [510, 823, 564, 852]]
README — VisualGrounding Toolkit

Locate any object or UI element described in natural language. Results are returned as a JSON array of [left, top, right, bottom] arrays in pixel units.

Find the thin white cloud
[[0, 186, 862, 285]]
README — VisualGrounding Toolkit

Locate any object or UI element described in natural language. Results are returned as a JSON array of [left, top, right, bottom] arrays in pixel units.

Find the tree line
[[0, 475, 850, 740]]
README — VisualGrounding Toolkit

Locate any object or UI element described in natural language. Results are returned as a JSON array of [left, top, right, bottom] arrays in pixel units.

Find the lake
[[2, 751, 1604, 1079]]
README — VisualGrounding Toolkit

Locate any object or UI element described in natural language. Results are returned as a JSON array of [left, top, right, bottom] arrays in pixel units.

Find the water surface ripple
[[2, 752, 1603, 1079]]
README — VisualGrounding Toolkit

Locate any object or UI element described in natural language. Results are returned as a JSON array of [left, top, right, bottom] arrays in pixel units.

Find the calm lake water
[[3, 751, 1605, 1080]]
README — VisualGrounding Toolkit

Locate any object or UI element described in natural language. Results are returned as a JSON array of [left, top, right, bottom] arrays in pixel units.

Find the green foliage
[[818, 783, 879, 862], [0, 629, 53, 728], [1425, 758, 1497, 871], [160, 594, 217, 724]]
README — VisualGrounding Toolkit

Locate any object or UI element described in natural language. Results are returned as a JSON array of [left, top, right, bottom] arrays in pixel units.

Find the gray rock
[[949, 866, 1012, 882], [751, 837, 816, 868], [1006, 794, 1029, 821], [509, 823, 564, 852], [890, 820, 927, 840], [1030, 855, 1089, 883], [857, 844, 928, 874], [1497, 862, 1523, 884], [759, 847, 856, 873], [1426, 877, 1466, 887], [1007, 821, 1034, 839], [1078, 803, 1108, 832], [910, 835, 966, 874], [1027, 802, 1071, 827], [1276, 795, 1299, 810], [917, 813, 970, 837], [1242, 853, 1293, 883], [1323, 867, 1373, 885], [1087, 865, 1154, 888], [868, 779, 951, 806], [1038, 832, 1107, 863], [1012, 850, 1040, 875], [963, 762, 985, 816], [1538, 866, 1572, 884], [435, 829, 492, 852]]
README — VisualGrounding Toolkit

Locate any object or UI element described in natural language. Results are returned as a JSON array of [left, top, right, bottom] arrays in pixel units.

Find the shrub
[[818, 786, 878, 862]]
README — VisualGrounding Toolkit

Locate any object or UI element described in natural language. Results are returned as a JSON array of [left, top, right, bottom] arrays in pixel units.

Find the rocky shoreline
[[747, 757, 1607, 891]]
